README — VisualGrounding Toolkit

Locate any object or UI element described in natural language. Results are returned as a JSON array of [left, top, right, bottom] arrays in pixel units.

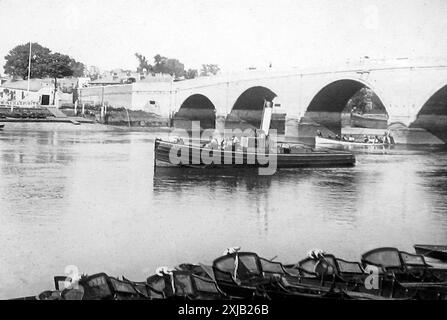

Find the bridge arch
[[302, 78, 389, 136], [411, 82, 447, 141], [226, 86, 285, 132], [173, 93, 216, 130]]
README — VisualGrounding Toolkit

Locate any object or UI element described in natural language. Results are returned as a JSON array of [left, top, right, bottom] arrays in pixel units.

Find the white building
[[0, 78, 74, 107]]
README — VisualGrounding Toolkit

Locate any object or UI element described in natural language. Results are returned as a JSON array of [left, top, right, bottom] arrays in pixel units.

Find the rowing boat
[[315, 136, 391, 147], [414, 244, 447, 262], [211, 251, 352, 300]]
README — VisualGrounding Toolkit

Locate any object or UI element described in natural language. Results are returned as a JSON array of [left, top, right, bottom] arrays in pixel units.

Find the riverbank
[[0, 117, 93, 124], [60, 106, 170, 127]]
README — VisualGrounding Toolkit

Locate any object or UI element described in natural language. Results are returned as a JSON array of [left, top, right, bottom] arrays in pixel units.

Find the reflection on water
[[0, 123, 447, 298]]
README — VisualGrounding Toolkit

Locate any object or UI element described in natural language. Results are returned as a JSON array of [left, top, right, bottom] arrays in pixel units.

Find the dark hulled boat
[[414, 244, 447, 262], [210, 251, 353, 300], [12, 246, 447, 300], [155, 100, 355, 170], [154, 138, 355, 169]]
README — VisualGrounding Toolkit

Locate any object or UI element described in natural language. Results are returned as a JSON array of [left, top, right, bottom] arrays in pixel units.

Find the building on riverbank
[[78, 74, 174, 115], [0, 78, 74, 107]]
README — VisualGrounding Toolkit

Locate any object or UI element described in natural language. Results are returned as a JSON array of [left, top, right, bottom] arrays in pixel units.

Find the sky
[[0, 0, 447, 74]]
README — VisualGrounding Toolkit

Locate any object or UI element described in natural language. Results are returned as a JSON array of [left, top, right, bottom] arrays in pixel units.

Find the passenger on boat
[[240, 135, 249, 150], [204, 136, 219, 149], [383, 130, 393, 144], [342, 135, 348, 141], [317, 130, 323, 137], [348, 135, 355, 142], [203, 136, 213, 148], [225, 137, 233, 150], [363, 135, 369, 143], [220, 138, 227, 150], [281, 143, 291, 154], [231, 135, 240, 151], [335, 134, 340, 140], [210, 137, 219, 149], [170, 136, 184, 144]]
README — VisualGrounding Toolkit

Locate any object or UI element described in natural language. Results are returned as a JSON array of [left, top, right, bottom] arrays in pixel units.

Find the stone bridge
[[104, 57, 447, 143]]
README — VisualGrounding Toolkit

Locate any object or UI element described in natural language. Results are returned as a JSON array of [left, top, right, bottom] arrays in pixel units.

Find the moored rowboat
[[414, 244, 447, 262], [315, 136, 390, 147]]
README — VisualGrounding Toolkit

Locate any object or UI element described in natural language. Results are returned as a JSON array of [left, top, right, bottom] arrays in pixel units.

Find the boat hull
[[351, 113, 388, 129], [414, 245, 447, 262], [315, 136, 389, 147], [154, 139, 355, 169]]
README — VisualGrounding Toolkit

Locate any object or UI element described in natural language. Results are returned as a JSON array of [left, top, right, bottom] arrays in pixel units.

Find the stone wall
[[79, 84, 133, 109]]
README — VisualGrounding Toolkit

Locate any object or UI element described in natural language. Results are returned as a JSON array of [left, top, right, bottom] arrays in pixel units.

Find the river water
[[1, 123, 447, 299]]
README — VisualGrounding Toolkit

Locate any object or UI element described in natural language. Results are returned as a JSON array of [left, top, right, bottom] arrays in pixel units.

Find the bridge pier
[[215, 113, 226, 133], [285, 115, 300, 139]]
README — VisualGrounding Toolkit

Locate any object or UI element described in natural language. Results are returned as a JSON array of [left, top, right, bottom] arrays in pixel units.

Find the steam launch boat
[[154, 102, 355, 170]]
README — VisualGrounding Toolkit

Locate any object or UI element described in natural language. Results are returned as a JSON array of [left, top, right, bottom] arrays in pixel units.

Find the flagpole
[[27, 42, 32, 94]]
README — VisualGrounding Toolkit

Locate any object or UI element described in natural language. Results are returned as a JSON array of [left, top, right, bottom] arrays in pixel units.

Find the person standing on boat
[[240, 135, 248, 151], [210, 136, 219, 149], [221, 137, 226, 150], [231, 135, 239, 152], [383, 130, 393, 144], [224, 136, 232, 150]]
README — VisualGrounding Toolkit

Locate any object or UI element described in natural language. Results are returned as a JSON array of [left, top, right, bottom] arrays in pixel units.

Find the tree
[[69, 59, 85, 77], [200, 64, 220, 76], [152, 54, 168, 74], [150, 54, 186, 77], [347, 88, 373, 114], [4, 42, 51, 79], [135, 52, 193, 78], [185, 69, 198, 79], [4, 42, 84, 81], [4, 43, 85, 104], [165, 58, 185, 78], [45, 53, 74, 104], [135, 53, 153, 73]]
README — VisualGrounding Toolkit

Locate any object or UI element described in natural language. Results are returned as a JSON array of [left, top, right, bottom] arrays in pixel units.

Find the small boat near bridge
[[315, 136, 393, 147]]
